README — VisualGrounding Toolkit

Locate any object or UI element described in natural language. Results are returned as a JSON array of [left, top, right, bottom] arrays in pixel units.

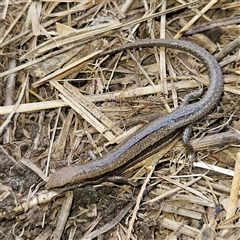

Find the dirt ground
[[1, 1, 240, 239]]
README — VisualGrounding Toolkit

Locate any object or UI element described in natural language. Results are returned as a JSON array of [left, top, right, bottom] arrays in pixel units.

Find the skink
[[46, 39, 223, 188]]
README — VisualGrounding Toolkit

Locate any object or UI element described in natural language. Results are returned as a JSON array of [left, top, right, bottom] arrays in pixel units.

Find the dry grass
[[1, 1, 240, 239]]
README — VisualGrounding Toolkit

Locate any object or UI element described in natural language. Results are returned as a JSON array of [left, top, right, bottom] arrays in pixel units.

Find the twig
[[127, 165, 156, 239], [0, 76, 29, 136], [0, 80, 199, 115], [221, 151, 240, 237], [3, 59, 17, 143], [51, 191, 73, 240], [175, 0, 219, 39], [83, 201, 135, 240]]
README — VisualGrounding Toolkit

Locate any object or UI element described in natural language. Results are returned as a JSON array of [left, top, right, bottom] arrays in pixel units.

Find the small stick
[[221, 151, 240, 237]]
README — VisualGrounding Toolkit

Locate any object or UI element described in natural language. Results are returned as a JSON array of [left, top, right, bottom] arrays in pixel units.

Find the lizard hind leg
[[181, 80, 203, 167]]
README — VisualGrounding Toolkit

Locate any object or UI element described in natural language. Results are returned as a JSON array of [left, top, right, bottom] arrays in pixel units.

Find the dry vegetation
[[1, 0, 240, 239]]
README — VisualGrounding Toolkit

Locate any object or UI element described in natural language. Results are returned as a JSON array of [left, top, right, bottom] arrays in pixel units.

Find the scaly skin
[[47, 39, 223, 188]]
